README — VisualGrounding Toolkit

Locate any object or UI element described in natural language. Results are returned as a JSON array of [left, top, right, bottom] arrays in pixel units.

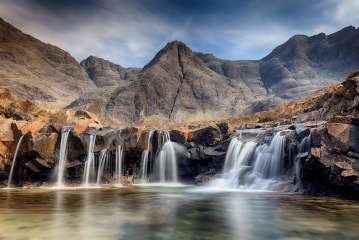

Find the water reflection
[[0, 187, 359, 240]]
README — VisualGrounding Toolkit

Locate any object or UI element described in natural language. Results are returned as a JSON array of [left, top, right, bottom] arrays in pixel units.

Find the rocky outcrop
[[300, 116, 359, 198]]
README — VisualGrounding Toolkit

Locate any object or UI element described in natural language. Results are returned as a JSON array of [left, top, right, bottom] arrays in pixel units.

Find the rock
[[188, 126, 222, 146], [136, 129, 156, 151], [288, 125, 296, 130], [295, 126, 310, 140], [12, 111, 31, 121], [38, 123, 58, 134], [310, 126, 326, 147], [326, 123, 359, 153], [310, 147, 321, 159], [24, 161, 41, 173], [169, 130, 186, 144], [66, 160, 82, 168], [216, 122, 230, 138], [74, 110, 93, 120], [120, 127, 139, 149], [328, 115, 359, 125], [348, 151, 359, 159], [66, 133, 86, 163], [32, 133, 58, 164], [194, 172, 216, 185]]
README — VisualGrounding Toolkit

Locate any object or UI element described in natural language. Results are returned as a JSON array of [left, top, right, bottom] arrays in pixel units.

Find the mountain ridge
[[0, 17, 358, 123]]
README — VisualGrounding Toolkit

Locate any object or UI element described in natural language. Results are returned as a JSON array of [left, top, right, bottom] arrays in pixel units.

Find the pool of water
[[1, 185, 359, 240]]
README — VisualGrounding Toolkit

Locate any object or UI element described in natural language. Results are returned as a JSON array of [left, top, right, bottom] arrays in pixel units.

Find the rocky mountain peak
[[143, 40, 201, 70]]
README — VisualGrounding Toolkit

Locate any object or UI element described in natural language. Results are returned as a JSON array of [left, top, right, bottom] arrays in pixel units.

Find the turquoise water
[[1, 186, 359, 240]]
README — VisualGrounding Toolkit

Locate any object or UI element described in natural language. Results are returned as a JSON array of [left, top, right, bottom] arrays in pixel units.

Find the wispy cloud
[[0, 0, 357, 67]]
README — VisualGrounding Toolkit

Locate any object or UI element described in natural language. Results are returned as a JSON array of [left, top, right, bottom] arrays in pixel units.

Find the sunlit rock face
[[300, 116, 359, 198]]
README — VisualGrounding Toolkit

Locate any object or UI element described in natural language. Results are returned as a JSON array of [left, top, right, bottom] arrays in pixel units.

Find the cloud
[[0, 0, 357, 67]]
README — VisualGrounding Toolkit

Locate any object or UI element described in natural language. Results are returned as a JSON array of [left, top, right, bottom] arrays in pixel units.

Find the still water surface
[[1, 185, 359, 240]]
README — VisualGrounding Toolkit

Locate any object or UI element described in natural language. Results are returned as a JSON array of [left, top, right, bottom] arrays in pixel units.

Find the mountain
[[70, 41, 253, 122], [0, 18, 95, 106], [0, 17, 358, 123], [198, 26, 359, 109], [80, 56, 140, 88], [72, 26, 359, 122]]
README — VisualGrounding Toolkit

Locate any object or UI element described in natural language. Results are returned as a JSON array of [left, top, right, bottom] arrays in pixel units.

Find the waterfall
[[7, 135, 25, 187], [152, 131, 178, 183], [55, 127, 71, 187], [83, 134, 97, 186], [252, 132, 286, 179], [96, 149, 109, 185], [139, 129, 155, 182], [211, 130, 288, 190], [115, 144, 124, 186]]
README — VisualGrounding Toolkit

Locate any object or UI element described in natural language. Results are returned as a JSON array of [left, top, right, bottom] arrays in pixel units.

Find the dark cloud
[[0, 0, 356, 67]]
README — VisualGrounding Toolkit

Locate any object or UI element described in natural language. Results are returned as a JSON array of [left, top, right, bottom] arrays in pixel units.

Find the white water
[[55, 127, 71, 187], [96, 149, 109, 185], [211, 130, 288, 190], [152, 131, 178, 183], [7, 135, 25, 187], [83, 135, 97, 186], [115, 144, 124, 186], [139, 130, 155, 182]]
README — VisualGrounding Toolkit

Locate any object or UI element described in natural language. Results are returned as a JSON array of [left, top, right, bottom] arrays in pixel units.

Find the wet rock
[[169, 130, 186, 144], [120, 127, 139, 149], [66, 160, 82, 168], [295, 126, 310, 140], [33, 132, 58, 164], [66, 133, 86, 162], [194, 172, 216, 185], [216, 122, 230, 139]]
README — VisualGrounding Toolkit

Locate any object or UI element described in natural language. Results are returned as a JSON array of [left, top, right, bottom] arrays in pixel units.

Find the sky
[[0, 0, 358, 67]]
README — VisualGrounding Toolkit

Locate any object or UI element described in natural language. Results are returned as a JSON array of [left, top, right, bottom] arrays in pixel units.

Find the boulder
[[188, 126, 222, 146], [326, 123, 359, 153]]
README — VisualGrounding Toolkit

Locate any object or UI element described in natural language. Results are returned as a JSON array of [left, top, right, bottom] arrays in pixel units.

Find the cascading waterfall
[[211, 130, 288, 190], [139, 129, 155, 182], [7, 135, 25, 188], [152, 131, 178, 183], [115, 144, 124, 186], [83, 134, 97, 186], [55, 126, 72, 187], [96, 149, 109, 185]]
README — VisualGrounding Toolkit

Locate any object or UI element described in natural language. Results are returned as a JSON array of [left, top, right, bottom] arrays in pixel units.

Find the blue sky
[[0, 0, 358, 67]]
